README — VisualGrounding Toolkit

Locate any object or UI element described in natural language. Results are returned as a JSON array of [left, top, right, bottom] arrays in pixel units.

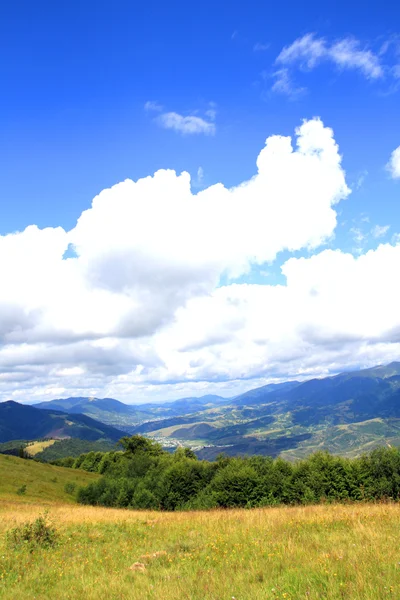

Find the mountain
[[230, 362, 400, 426], [128, 362, 400, 459], [0, 401, 125, 443], [34, 397, 135, 414], [33, 394, 229, 429], [25, 362, 400, 459]]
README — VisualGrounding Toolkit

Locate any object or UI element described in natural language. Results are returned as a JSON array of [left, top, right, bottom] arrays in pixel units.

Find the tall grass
[[1, 500, 400, 599]]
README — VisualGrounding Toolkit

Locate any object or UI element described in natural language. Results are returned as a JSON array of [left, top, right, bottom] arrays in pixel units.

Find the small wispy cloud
[[372, 224, 390, 238], [271, 68, 305, 99], [157, 112, 216, 135], [144, 100, 163, 112], [277, 33, 384, 79], [145, 102, 216, 136], [254, 42, 270, 52], [192, 166, 205, 189], [271, 33, 390, 96], [354, 170, 368, 190], [350, 227, 366, 245], [387, 146, 400, 178]]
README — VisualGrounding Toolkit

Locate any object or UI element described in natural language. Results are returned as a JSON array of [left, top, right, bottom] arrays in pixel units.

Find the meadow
[[2, 453, 400, 599], [1, 476, 400, 598]]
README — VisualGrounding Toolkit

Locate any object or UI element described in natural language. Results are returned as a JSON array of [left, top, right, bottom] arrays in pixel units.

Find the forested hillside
[[56, 435, 400, 511], [0, 401, 125, 443]]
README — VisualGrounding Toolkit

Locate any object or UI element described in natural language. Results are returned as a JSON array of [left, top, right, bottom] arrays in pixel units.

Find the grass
[[0, 454, 100, 504], [1, 501, 400, 598], [2, 456, 400, 599], [25, 440, 58, 456]]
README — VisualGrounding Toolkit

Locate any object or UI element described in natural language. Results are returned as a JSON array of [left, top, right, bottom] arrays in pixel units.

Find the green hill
[[0, 401, 125, 443], [0, 454, 100, 503]]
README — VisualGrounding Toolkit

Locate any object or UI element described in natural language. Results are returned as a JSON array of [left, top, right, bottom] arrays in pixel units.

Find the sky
[[1, 0, 400, 403]]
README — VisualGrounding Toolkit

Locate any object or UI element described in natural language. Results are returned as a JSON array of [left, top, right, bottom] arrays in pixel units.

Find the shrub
[[7, 513, 58, 550], [64, 482, 76, 495], [16, 484, 27, 495]]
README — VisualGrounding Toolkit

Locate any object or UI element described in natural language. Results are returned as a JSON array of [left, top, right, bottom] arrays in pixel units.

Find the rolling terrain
[[0, 401, 125, 443], [0, 453, 99, 503], [4, 361, 400, 459], [33, 394, 229, 429], [129, 361, 400, 459], [0, 454, 400, 599]]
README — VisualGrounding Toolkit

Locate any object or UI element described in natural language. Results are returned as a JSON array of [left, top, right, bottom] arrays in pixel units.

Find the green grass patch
[[0, 454, 100, 504]]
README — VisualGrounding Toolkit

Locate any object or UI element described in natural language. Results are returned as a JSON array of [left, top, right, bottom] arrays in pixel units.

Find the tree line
[[53, 435, 400, 510]]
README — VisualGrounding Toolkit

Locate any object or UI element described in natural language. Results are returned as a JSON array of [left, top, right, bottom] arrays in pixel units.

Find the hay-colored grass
[[1, 498, 400, 599], [25, 439, 57, 456], [1, 455, 400, 599]]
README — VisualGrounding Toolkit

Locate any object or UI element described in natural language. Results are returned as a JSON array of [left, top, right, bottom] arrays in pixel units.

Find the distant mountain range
[[2, 361, 400, 458], [0, 401, 125, 443], [33, 394, 229, 429], [122, 361, 400, 458]]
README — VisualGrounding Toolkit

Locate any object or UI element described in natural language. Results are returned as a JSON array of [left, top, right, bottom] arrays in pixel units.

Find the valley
[[14, 361, 399, 461]]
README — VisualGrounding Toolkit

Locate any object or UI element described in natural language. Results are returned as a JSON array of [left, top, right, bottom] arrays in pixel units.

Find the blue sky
[[1, 0, 400, 402]]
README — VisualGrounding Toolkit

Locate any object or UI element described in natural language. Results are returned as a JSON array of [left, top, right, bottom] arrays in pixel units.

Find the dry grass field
[[2, 498, 400, 599], [25, 440, 57, 456], [1, 455, 400, 599]]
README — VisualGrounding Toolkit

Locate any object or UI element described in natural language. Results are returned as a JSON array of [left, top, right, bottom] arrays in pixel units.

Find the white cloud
[[153, 244, 400, 388], [277, 33, 327, 69], [271, 68, 305, 98], [205, 108, 217, 121], [144, 101, 163, 112], [277, 33, 383, 79], [156, 112, 216, 135], [372, 224, 390, 238], [387, 146, 400, 178], [350, 227, 365, 244], [328, 38, 383, 79], [274, 33, 384, 95], [0, 118, 375, 403]]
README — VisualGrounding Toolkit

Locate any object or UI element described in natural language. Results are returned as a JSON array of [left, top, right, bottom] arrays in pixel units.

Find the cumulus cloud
[[156, 112, 216, 135], [153, 243, 400, 388], [387, 146, 400, 178], [9, 117, 399, 403]]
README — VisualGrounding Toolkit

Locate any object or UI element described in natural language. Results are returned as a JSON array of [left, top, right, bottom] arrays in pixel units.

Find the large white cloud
[[4, 118, 399, 403], [387, 146, 400, 179]]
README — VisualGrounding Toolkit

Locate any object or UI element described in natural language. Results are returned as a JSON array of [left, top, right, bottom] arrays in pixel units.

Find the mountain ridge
[[0, 401, 125, 443]]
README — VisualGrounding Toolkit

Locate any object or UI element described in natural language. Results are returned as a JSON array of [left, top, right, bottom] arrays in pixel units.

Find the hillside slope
[[0, 454, 100, 503], [0, 401, 125, 443]]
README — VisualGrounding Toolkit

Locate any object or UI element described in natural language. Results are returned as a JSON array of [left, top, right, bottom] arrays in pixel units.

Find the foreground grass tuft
[[7, 513, 58, 551], [1, 501, 400, 599]]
